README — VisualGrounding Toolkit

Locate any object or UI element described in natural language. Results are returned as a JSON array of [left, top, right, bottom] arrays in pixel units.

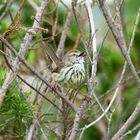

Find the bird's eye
[[78, 51, 86, 57], [72, 53, 78, 56]]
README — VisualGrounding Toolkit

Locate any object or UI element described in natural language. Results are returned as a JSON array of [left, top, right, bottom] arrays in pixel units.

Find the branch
[[97, 1, 140, 139], [16, 80, 48, 140], [123, 123, 140, 139], [27, 0, 39, 11], [0, 0, 48, 106], [98, 0, 140, 88], [79, 4, 140, 140], [0, 0, 14, 23], [69, 1, 98, 139], [111, 101, 140, 140], [56, 10, 73, 58], [0, 35, 77, 112], [85, 0, 108, 119]]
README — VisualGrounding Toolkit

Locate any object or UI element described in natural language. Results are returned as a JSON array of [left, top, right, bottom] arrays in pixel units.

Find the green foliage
[[0, 21, 9, 33], [82, 127, 101, 140], [0, 0, 140, 139], [57, 9, 67, 25], [124, 0, 140, 65], [0, 78, 33, 138], [123, 87, 138, 119], [98, 46, 124, 93], [26, 51, 36, 64], [124, 0, 140, 22], [0, 68, 6, 85]]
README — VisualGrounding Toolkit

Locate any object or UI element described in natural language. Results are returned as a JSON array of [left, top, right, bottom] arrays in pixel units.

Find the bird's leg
[[83, 95, 92, 103], [51, 80, 58, 90]]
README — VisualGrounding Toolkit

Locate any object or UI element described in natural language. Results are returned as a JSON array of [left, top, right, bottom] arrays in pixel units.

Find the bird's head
[[63, 49, 86, 65]]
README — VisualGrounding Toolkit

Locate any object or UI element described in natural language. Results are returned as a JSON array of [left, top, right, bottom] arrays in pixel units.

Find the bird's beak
[[78, 51, 86, 57]]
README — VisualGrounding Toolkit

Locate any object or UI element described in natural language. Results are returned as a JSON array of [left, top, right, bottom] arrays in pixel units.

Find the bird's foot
[[83, 95, 92, 103]]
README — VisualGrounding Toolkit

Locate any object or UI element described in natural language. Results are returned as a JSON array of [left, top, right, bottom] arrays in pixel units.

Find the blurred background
[[0, 0, 140, 139]]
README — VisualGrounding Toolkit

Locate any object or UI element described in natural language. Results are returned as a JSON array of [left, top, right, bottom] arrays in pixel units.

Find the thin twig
[[110, 7, 140, 140], [112, 101, 140, 140], [79, 4, 140, 140], [69, 0, 98, 139], [16, 80, 48, 140], [85, 0, 108, 120], [123, 123, 140, 139], [97, 1, 140, 139], [0, 35, 77, 112], [56, 10, 73, 58], [0, 0, 14, 23], [0, 0, 48, 106], [27, 0, 39, 11], [98, 0, 140, 88], [0, 48, 63, 113]]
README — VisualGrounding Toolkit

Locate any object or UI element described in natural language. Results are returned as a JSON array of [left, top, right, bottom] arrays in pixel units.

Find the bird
[[52, 49, 86, 88]]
